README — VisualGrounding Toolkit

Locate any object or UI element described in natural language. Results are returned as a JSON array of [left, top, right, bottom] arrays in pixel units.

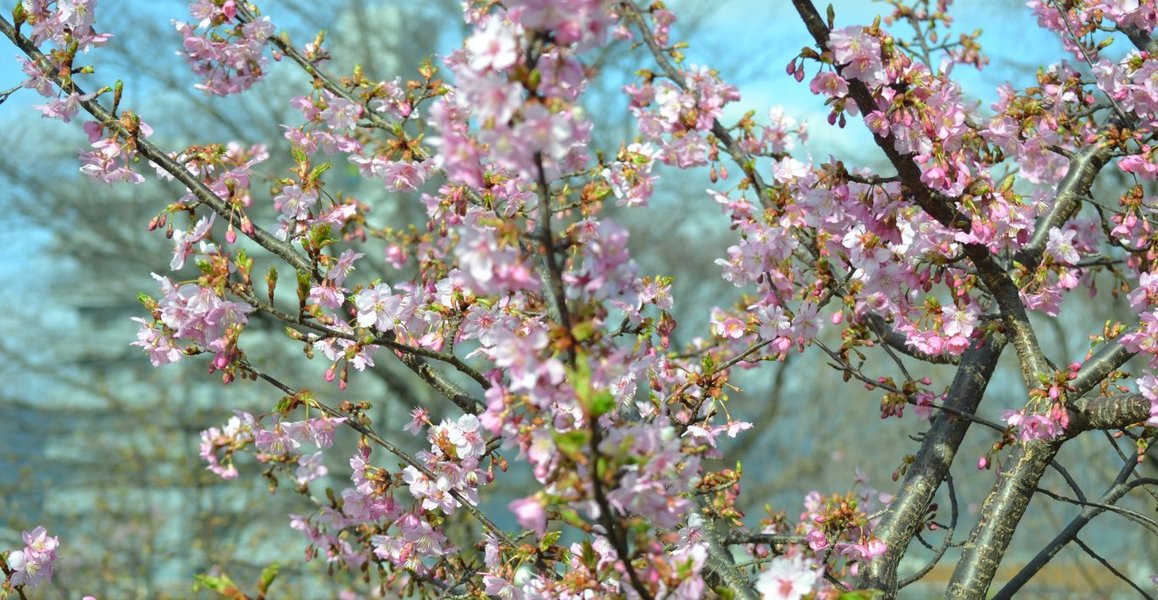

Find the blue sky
[[0, 0, 1072, 289], [0, 1, 1069, 116], [690, 0, 1070, 159]]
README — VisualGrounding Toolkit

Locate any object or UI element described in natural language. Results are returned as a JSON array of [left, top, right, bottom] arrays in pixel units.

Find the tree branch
[[857, 334, 1004, 595], [619, 1, 768, 198], [993, 448, 1144, 599], [1066, 392, 1151, 434], [1071, 342, 1134, 399], [865, 313, 961, 365], [691, 505, 757, 600], [248, 365, 513, 546], [0, 15, 314, 275], [0, 13, 497, 420], [788, 4, 1130, 596], [1013, 127, 1116, 269], [790, 0, 1051, 386]]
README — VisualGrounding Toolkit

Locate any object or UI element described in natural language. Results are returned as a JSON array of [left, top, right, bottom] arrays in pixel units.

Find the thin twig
[[247, 364, 514, 546]]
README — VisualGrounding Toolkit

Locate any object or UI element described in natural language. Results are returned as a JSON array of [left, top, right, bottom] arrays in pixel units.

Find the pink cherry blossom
[[1045, 227, 1080, 265], [509, 495, 548, 538], [465, 17, 521, 73], [354, 283, 406, 332], [755, 554, 820, 600]]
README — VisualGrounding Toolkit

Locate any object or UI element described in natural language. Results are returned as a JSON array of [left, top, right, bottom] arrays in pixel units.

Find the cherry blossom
[[755, 554, 820, 600], [4, 526, 59, 589], [8, 0, 1158, 597]]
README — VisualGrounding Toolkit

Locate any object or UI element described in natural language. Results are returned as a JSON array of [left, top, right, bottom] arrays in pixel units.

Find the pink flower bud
[[510, 496, 548, 538], [806, 529, 828, 550]]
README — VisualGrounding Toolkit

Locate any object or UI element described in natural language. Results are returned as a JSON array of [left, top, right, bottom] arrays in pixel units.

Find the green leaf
[[539, 530, 562, 552], [309, 223, 334, 250], [558, 508, 585, 528], [701, 354, 716, 376], [578, 540, 598, 568], [296, 270, 310, 303], [291, 146, 308, 166], [307, 162, 331, 184], [257, 562, 280, 594], [265, 266, 278, 296], [572, 351, 592, 401], [554, 430, 590, 455], [192, 573, 244, 599], [13, 1, 27, 26], [590, 391, 615, 418], [572, 321, 596, 343], [274, 395, 296, 414], [998, 172, 1016, 193]]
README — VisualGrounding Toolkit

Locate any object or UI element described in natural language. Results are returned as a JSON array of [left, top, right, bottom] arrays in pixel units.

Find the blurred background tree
[[0, 0, 1153, 597]]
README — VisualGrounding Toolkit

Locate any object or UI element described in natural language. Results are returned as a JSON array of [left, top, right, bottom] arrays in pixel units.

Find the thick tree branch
[[956, 395, 1152, 598], [1013, 136, 1115, 269], [1071, 342, 1134, 398], [857, 334, 1004, 595], [691, 505, 758, 600], [993, 447, 1143, 599], [897, 471, 960, 589], [789, 4, 1136, 596], [1067, 392, 1151, 434], [946, 437, 1062, 597], [1121, 23, 1158, 54]]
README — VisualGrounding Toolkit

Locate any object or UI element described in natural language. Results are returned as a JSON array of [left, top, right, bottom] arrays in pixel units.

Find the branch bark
[[857, 334, 1004, 595], [992, 446, 1143, 599], [789, 3, 1125, 596]]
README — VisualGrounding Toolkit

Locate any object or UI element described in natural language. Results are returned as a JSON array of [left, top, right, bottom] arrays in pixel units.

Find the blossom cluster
[[3, 526, 59, 589], [174, 1, 273, 96], [1029, 0, 1157, 61], [132, 274, 254, 372], [197, 410, 345, 485], [400, 411, 489, 513], [78, 117, 153, 184], [19, 0, 108, 51], [626, 65, 741, 168], [11, 0, 1158, 596]]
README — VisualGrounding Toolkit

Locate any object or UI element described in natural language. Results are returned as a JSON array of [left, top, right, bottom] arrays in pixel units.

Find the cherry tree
[[2, 0, 1157, 598]]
